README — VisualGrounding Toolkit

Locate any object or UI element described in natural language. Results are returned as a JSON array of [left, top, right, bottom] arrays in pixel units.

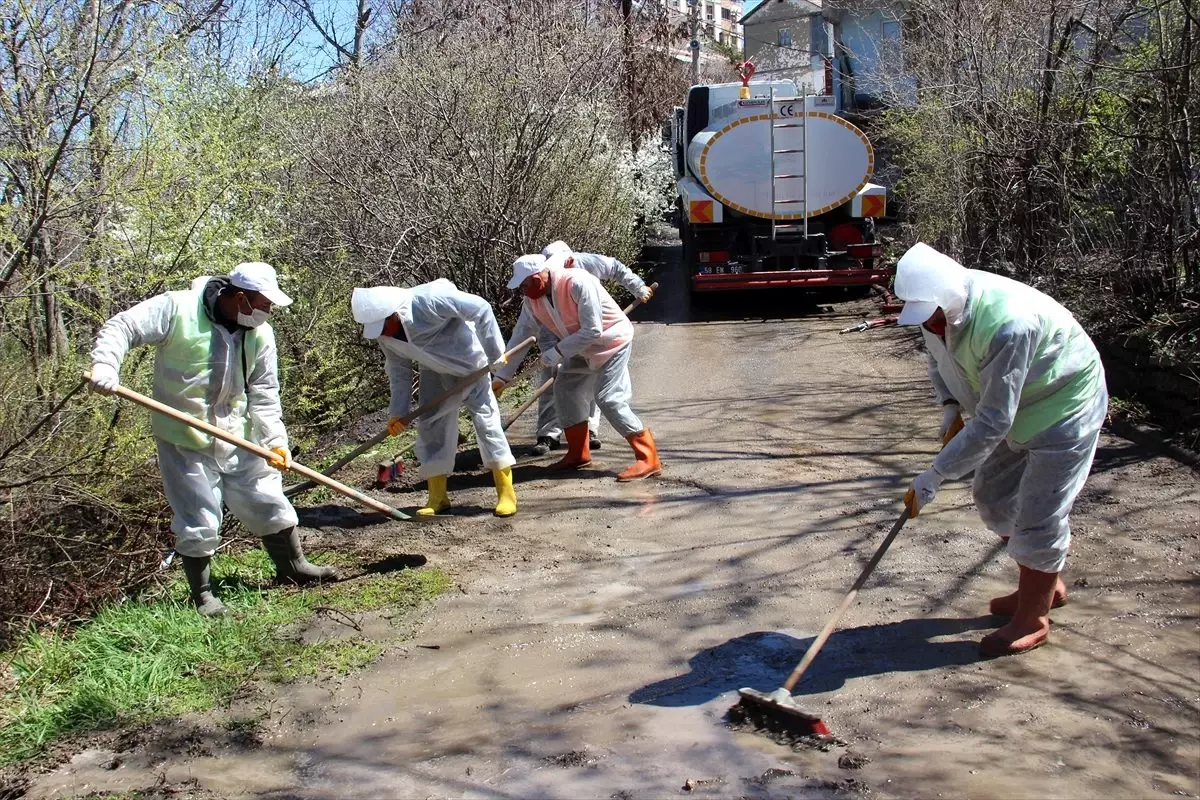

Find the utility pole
[[621, 0, 634, 148], [689, 0, 700, 85]]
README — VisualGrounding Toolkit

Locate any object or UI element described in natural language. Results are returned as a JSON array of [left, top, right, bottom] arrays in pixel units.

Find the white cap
[[897, 300, 939, 326], [351, 286, 409, 340], [230, 262, 292, 307], [542, 240, 572, 260], [508, 254, 549, 290]]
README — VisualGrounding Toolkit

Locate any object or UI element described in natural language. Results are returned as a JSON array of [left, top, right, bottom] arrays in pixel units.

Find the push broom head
[[729, 687, 832, 739]]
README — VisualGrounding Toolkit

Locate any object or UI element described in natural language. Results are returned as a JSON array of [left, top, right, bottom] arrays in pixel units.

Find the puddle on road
[[526, 580, 646, 626]]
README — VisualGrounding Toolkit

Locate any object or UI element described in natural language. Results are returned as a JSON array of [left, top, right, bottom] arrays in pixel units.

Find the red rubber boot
[[980, 565, 1058, 657], [549, 422, 591, 471]]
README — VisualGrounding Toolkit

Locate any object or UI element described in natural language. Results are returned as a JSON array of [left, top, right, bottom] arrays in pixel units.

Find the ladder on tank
[[768, 85, 809, 243]]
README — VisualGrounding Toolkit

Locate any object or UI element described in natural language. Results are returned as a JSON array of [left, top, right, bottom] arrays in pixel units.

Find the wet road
[[33, 250, 1200, 799]]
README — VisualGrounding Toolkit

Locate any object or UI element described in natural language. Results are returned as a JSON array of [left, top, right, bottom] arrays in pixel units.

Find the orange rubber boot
[[980, 565, 1058, 657], [549, 422, 591, 470], [616, 429, 663, 482]]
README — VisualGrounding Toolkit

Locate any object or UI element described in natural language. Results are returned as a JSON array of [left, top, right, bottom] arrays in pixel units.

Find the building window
[[722, 7, 731, 20], [778, 27, 792, 47]]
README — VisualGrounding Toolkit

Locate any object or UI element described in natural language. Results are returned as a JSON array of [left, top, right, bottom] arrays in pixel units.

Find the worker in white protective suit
[[524, 240, 655, 457], [351, 280, 517, 518], [896, 243, 1107, 658], [89, 263, 337, 618], [492, 253, 662, 481]]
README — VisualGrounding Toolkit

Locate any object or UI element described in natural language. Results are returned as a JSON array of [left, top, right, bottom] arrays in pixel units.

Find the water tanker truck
[[671, 78, 891, 294]]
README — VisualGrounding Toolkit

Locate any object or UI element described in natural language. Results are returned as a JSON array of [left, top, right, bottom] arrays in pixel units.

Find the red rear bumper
[[692, 268, 894, 292]]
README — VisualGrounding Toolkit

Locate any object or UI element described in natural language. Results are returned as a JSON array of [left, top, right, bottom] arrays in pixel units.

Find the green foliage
[[0, 0, 690, 639], [0, 551, 450, 766], [879, 0, 1198, 441]]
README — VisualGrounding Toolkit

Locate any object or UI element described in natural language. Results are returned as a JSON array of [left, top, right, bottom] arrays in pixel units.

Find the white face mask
[[237, 307, 270, 328]]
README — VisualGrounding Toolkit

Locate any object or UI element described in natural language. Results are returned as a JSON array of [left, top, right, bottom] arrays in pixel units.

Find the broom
[[731, 505, 912, 738]]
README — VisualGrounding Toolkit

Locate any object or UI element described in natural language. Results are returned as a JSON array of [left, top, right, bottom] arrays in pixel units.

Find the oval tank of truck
[[687, 111, 874, 220]]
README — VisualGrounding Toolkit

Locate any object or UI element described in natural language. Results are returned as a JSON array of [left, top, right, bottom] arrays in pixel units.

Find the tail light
[[698, 250, 730, 263]]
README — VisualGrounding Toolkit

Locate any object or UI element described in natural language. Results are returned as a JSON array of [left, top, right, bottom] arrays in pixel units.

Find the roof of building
[[739, 0, 822, 25]]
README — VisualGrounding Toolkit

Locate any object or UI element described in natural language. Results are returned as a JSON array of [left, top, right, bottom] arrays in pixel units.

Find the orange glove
[[268, 446, 291, 472], [904, 468, 944, 518], [940, 405, 965, 447], [491, 379, 506, 398], [388, 416, 408, 436]]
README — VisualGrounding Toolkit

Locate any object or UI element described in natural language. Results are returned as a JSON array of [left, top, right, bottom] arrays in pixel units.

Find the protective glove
[[491, 378, 506, 398], [387, 416, 408, 436], [541, 347, 563, 369], [639, 286, 654, 303], [89, 363, 119, 394], [904, 467, 945, 518], [940, 404, 965, 446], [268, 446, 292, 472]]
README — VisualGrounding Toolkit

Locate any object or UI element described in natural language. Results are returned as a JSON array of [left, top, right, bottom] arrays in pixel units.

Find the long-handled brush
[[732, 505, 912, 738]]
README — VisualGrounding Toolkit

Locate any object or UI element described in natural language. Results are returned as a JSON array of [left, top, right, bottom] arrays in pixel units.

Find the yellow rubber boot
[[416, 475, 451, 518], [492, 467, 517, 517]]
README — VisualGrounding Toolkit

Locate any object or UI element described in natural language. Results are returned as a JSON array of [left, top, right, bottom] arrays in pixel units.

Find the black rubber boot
[[589, 431, 602, 450], [531, 436, 559, 456], [261, 527, 339, 585], [182, 556, 229, 617]]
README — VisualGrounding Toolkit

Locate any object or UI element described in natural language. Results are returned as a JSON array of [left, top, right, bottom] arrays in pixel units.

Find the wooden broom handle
[[782, 508, 911, 692], [86, 372, 411, 522], [623, 282, 659, 316]]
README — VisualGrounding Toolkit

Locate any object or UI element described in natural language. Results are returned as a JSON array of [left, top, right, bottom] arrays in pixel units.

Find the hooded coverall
[[90, 276, 297, 558], [902, 245, 1108, 573], [353, 280, 515, 480], [496, 266, 644, 440], [535, 252, 649, 444]]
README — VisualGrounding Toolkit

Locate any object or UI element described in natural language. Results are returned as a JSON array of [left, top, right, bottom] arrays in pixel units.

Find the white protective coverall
[[352, 280, 515, 480], [91, 276, 297, 558], [496, 266, 644, 439], [899, 244, 1108, 573], [535, 245, 649, 443]]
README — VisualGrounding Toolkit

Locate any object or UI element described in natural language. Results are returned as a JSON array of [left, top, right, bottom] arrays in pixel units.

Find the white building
[[662, 0, 745, 65], [740, 0, 909, 110]]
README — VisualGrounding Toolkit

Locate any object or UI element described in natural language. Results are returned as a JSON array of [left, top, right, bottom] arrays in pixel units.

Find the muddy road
[[33, 252, 1200, 799]]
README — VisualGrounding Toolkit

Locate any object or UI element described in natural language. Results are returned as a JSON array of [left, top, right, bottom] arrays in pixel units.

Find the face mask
[[237, 296, 270, 328], [238, 308, 270, 328]]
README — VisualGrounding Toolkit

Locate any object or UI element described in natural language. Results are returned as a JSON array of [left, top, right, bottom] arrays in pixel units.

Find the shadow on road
[[628, 618, 993, 708]]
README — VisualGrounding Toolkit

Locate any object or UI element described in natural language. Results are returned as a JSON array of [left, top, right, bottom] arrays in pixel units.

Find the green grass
[[0, 550, 450, 766]]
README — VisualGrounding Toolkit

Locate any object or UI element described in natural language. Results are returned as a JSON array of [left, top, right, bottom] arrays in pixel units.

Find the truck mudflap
[[692, 266, 893, 292]]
